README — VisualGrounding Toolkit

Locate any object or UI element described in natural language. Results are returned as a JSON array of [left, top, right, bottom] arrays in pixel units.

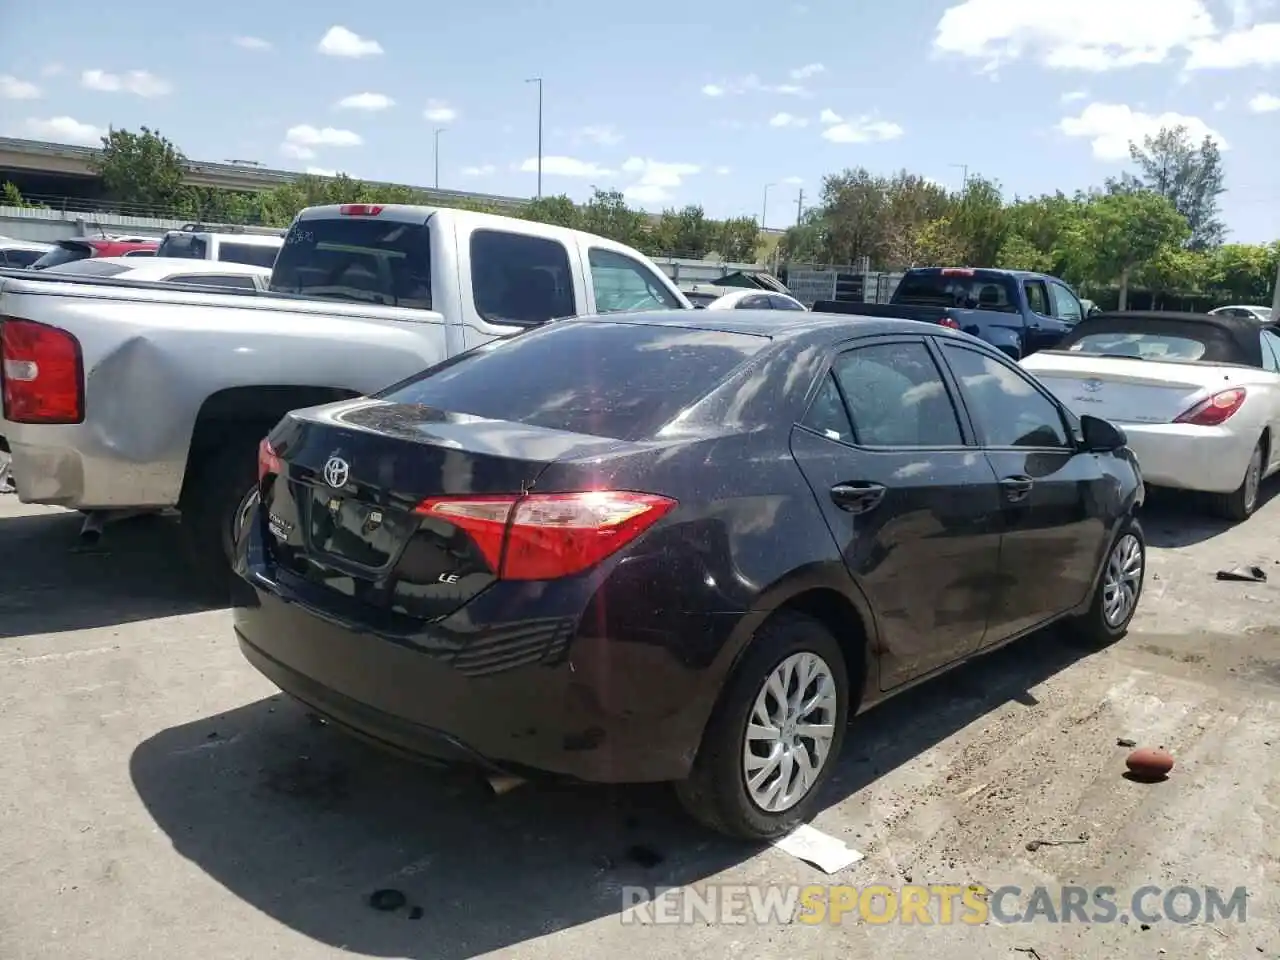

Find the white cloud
[[317, 26, 383, 58], [336, 92, 394, 111], [781, 175, 804, 185], [0, 76, 40, 99], [714, 165, 732, 175], [702, 73, 812, 97], [519, 156, 614, 177], [280, 124, 362, 159], [1057, 102, 1227, 160], [819, 108, 843, 124], [1213, 97, 1231, 110], [933, 0, 1216, 71], [23, 116, 104, 145], [577, 124, 623, 146], [790, 62, 826, 80], [620, 157, 700, 205], [821, 115, 905, 143], [40, 63, 63, 78], [81, 69, 172, 97], [1185, 21, 1280, 68], [234, 36, 272, 51], [769, 112, 809, 128], [1061, 90, 1088, 103], [461, 164, 496, 177], [423, 100, 457, 123], [306, 166, 338, 177], [1249, 91, 1280, 112]]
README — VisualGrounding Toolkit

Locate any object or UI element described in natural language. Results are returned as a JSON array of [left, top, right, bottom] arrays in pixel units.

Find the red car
[[30, 236, 158, 270]]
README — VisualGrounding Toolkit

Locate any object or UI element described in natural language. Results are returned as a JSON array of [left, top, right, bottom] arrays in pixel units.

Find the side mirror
[[1080, 414, 1126, 452]]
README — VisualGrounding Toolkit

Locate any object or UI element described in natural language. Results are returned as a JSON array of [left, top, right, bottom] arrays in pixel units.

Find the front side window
[[1048, 281, 1083, 322], [2, 249, 44, 268], [943, 344, 1069, 448], [588, 247, 683, 314], [471, 230, 575, 326], [1261, 330, 1280, 372], [156, 234, 208, 260], [831, 341, 964, 447]]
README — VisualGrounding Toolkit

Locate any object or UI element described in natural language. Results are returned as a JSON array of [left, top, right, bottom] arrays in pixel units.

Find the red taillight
[[1174, 387, 1247, 426], [338, 204, 383, 216], [1, 317, 84, 424], [940, 268, 975, 277], [415, 490, 677, 581], [937, 315, 960, 329], [257, 437, 283, 483]]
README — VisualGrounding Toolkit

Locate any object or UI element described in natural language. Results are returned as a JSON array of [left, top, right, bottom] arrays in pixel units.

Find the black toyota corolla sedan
[[232, 310, 1146, 840]]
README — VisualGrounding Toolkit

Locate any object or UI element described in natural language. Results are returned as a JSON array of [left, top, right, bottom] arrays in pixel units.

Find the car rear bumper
[[231, 508, 736, 783], [1119, 422, 1258, 494]]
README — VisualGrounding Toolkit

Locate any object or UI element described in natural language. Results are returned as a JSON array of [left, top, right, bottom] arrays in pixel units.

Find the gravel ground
[[1, 483, 1278, 960]]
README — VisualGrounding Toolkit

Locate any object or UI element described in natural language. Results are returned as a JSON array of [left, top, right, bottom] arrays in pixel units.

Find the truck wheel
[[179, 431, 264, 586], [674, 612, 849, 840]]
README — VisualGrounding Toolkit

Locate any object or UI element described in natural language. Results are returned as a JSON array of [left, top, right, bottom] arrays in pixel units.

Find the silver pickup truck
[[0, 203, 691, 576]]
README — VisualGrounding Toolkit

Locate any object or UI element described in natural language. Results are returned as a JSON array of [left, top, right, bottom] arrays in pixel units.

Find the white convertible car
[[1022, 311, 1280, 520]]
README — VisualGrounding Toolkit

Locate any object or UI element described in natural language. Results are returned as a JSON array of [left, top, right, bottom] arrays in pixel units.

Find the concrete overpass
[[0, 136, 786, 235]]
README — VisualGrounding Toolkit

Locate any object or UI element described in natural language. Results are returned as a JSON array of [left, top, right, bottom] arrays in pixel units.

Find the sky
[[0, 0, 1278, 242]]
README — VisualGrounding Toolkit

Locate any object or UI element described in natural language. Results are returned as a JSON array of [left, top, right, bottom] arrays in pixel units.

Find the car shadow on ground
[[1138, 480, 1279, 549], [129, 623, 1095, 959], [0, 507, 232, 638]]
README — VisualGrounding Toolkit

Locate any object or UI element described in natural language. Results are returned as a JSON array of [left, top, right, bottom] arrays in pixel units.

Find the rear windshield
[[377, 320, 767, 440], [156, 235, 207, 259], [269, 216, 431, 309], [894, 272, 1018, 313], [44, 260, 131, 278], [218, 241, 280, 269], [1056, 321, 1243, 363], [29, 242, 91, 270]]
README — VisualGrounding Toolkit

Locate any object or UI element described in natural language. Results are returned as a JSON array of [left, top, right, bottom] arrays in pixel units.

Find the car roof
[[583, 307, 961, 342], [93, 256, 273, 275], [0, 239, 53, 251]]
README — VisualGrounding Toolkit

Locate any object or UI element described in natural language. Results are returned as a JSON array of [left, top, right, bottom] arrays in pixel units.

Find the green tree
[[653, 205, 715, 258], [1138, 247, 1210, 309], [815, 167, 890, 266], [1081, 191, 1190, 308], [1205, 243, 1277, 303], [93, 126, 187, 212], [1126, 125, 1226, 250], [521, 194, 580, 229], [579, 188, 646, 248], [2, 181, 45, 208], [950, 175, 1008, 267], [715, 216, 761, 262]]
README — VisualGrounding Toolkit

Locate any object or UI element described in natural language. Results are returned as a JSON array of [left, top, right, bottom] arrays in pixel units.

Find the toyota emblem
[[323, 455, 350, 489], [1083, 379, 1103, 393]]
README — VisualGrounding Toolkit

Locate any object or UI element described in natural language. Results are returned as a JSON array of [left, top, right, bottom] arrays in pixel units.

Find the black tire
[[1210, 438, 1265, 522], [179, 430, 264, 586], [674, 611, 850, 840], [1068, 517, 1145, 647]]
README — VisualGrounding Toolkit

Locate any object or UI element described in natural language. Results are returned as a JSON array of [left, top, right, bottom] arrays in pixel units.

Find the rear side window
[[156, 235, 208, 259], [166, 273, 257, 289], [377, 320, 767, 440], [470, 230, 575, 326], [30, 242, 91, 270], [894, 272, 1019, 314], [217, 241, 279, 269], [2, 249, 45, 268], [833, 341, 964, 447], [45, 260, 131, 278], [770, 295, 806, 311], [269, 216, 432, 309], [588, 248, 683, 313]]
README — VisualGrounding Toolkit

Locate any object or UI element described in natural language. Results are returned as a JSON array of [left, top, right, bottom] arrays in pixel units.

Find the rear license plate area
[[305, 488, 406, 569]]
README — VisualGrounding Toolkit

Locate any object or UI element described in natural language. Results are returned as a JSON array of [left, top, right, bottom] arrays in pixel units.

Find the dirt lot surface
[[2, 483, 1278, 960]]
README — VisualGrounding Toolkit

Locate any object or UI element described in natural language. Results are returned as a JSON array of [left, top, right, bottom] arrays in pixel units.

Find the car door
[[937, 340, 1112, 644], [788, 335, 1004, 690], [1022, 278, 1074, 354]]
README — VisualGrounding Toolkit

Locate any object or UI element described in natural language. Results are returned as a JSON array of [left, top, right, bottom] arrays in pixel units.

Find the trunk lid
[[1022, 352, 1249, 424], [261, 397, 625, 621]]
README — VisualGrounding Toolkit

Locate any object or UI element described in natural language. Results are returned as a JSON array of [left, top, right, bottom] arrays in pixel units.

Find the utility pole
[[796, 189, 804, 226], [950, 163, 969, 192], [1272, 252, 1280, 317], [761, 182, 775, 229], [433, 128, 445, 190], [526, 77, 543, 198]]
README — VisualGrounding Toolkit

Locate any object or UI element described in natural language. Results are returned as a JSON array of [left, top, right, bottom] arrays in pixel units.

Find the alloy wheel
[[1102, 533, 1144, 628]]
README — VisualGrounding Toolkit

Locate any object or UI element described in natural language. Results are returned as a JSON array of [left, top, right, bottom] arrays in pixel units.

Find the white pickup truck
[[0, 203, 691, 576]]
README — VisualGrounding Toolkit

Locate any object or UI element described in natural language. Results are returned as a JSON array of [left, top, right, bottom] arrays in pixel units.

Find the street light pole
[[761, 182, 775, 229], [1272, 251, 1280, 317], [950, 163, 969, 192], [433, 128, 445, 190], [525, 77, 543, 198]]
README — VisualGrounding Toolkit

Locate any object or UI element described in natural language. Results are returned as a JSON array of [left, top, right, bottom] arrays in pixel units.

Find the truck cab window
[[588, 247, 683, 313], [470, 230, 575, 326], [1024, 280, 1050, 316], [270, 216, 432, 309]]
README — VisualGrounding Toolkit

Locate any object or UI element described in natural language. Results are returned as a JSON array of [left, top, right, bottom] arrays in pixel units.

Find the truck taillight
[[940, 268, 975, 277], [1174, 388, 1247, 426], [1, 317, 84, 424], [339, 204, 383, 216]]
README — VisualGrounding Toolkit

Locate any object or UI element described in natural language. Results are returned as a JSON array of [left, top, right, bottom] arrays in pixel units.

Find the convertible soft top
[[1053, 311, 1266, 367]]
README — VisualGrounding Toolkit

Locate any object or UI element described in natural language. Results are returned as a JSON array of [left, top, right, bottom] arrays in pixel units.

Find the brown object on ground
[[1125, 747, 1175, 781]]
